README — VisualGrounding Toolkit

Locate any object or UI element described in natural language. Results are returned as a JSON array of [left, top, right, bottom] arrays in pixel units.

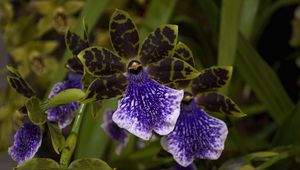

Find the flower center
[[181, 92, 195, 113], [127, 60, 142, 75], [127, 60, 146, 83]]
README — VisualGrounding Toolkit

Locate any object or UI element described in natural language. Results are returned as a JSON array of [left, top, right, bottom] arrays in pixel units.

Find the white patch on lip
[[112, 75, 184, 140]]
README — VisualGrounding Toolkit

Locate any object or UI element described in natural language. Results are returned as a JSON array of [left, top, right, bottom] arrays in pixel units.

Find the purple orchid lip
[[161, 99, 228, 167], [112, 68, 184, 140], [8, 119, 42, 165], [46, 73, 83, 129]]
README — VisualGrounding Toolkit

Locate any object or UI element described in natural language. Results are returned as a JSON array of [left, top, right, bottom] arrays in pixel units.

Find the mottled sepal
[[65, 30, 89, 56], [112, 73, 184, 140], [147, 57, 200, 84], [195, 92, 245, 117], [65, 57, 84, 74], [25, 97, 47, 125], [192, 66, 232, 95], [8, 119, 42, 165], [78, 47, 126, 77], [161, 101, 228, 167], [85, 73, 128, 102], [110, 9, 139, 59], [139, 25, 178, 65], [173, 42, 195, 67], [6, 66, 35, 98]]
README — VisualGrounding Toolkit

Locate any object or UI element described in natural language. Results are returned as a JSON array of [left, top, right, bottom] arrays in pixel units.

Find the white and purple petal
[[101, 109, 129, 155], [46, 73, 83, 129], [8, 119, 42, 165], [112, 69, 183, 140], [161, 101, 228, 167]]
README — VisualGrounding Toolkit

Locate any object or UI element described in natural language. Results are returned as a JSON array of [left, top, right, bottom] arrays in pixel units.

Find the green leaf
[[239, 0, 259, 40], [78, 46, 126, 77], [109, 9, 139, 59], [47, 122, 65, 154], [219, 159, 255, 170], [195, 92, 245, 117], [139, 24, 178, 66], [147, 57, 200, 84], [25, 97, 47, 125], [15, 158, 59, 170], [236, 36, 295, 124], [84, 73, 127, 102], [217, 0, 243, 66], [6, 66, 35, 98], [65, 30, 89, 56], [139, 0, 177, 39], [191, 66, 233, 95], [173, 42, 195, 66], [274, 101, 300, 145], [68, 158, 113, 170]]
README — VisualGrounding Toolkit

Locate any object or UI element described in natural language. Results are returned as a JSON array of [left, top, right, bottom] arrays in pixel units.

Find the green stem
[[59, 103, 86, 168], [256, 147, 300, 170]]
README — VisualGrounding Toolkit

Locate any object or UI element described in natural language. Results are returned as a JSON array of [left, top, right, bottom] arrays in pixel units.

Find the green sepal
[[109, 9, 139, 59], [78, 46, 126, 77], [6, 66, 35, 98], [147, 57, 200, 84], [47, 122, 65, 154], [25, 97, 47, 125], [192, 66, 233, 95], [90, 101, 103, 119], [14, 158, 59, 170], [195, 92, 245, 117], [65, 29, 89, 56], [68, 158, 113, 170], [173, 42, 195, 67], [48, 88, 86, 105], [139, 24, 178, 66], [84, 73, 127, 102]]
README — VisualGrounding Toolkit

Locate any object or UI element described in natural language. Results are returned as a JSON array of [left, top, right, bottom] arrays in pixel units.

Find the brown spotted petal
[[78, 46, 126, 77], [191, 66, 232, 95], [84, 73, 127, 102], [65, 30, 89, 56], [7, 66, 35, 98], [195, 92, 245, 117], [109, 9, 139, 59], [139, 25, 178, 66], [65, 57, 84, 74], [147, 57, 200, 85], [173, 42, 195, 67]]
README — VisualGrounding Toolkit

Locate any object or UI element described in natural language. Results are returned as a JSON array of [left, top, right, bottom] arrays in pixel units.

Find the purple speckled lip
[[8, 119, 42, 165], [46, 73, 83, 129], [161, 100, 228, 167], [112, 67, 184, 140]]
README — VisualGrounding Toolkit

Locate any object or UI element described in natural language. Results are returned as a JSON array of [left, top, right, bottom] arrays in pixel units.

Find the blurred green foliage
[[0, 0, 300, 169]]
